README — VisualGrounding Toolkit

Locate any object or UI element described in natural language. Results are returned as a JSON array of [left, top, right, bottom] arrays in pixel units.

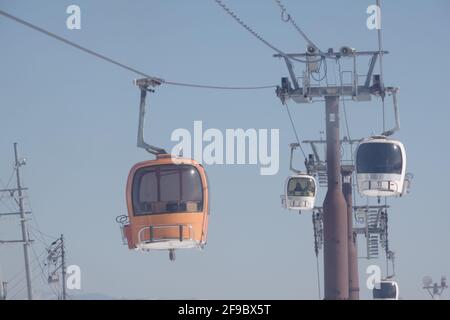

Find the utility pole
[[322, 96, 349, 299], [0, 266, 7, 300], [0, 281, 6, 300], [14, 143, 34, 300], [423, 276, 448, 300], [342, 167, 359, 299], [46, 235, 66, 300], [0, 143, 34, 300], [61, 235, 66, 300]]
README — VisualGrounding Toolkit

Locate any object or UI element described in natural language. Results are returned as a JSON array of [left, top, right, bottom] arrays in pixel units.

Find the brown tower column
[[323, 96, 349, 299], [342, 167, 360, 300]]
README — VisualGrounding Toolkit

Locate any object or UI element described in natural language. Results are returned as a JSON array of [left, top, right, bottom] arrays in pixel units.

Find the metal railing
[[138, 224, 195, 245]]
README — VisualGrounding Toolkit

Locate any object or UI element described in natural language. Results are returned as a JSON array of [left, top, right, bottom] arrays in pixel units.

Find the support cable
[[376, 0, 386, 133], [315, 255, 322, 300], [0, 9, 277, 91], [285, 102, 307, 160], [213, 0, 321, 64], [312, 211, 322, 300], [273, 0, 321, 53]]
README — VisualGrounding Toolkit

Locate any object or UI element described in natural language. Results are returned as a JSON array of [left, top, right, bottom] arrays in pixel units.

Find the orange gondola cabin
[[117, 77, 210, 261], [122, 155, 209, 255]]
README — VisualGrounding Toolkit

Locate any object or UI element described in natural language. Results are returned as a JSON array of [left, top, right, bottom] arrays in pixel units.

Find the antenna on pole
[[423, 276, 448, 300]]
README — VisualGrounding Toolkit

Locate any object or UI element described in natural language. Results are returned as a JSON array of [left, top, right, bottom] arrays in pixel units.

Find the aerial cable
[[0, 9, 277, 91], [337, 60, 352, 143], [312, 211, 322, 300], [315, 251, 321, 300], [7, 266, 43, 300], [376, 0, 386, 133], [284, 102, 307, 160], [6, 257, 43, 295], [213, 0, 321, 64], [272, 0, 321, 54], [163, 81, 276, 90]]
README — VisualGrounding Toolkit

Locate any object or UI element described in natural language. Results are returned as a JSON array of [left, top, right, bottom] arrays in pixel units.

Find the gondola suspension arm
[[289, 143, 303, 174], [134, 77, 168, 155], [381, 87, 400, 137]]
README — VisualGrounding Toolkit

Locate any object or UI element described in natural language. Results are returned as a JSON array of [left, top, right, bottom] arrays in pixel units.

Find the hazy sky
[[1, 0, 449, 299]]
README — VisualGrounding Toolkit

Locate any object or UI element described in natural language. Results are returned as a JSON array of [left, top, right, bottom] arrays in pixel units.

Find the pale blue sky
[[0, 0, 449, 299]]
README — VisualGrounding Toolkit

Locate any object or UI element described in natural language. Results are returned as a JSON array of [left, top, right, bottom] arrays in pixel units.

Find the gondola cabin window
[[356, 143, 403, 174], [132, 164, 203, 215], [287, 177, 315, 197]]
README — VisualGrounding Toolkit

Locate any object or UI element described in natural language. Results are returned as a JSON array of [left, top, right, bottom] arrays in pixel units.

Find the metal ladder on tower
[[367, 210, 380, 259], [317, 171, 328, 187]]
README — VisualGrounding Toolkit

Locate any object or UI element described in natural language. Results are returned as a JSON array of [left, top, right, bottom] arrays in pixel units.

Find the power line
[[22, 184, 59, 247], [6, 245, 61, 300], [7, 267, 43, 300], [0, 169, 17, 212], [29, 226, 58, 243], [6, 260, 42, 297], [273, 0, 320, 52], [0, 9, 276, 91], [164, 81, 276, 90], [5, 249, 46, 289], [30, 244, 60, 299]]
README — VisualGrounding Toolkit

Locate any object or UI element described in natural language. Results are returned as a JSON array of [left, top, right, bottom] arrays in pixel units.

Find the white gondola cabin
[[373, 279, 399, 300], [283, 174, 317, 211], [356, 136, 406, 197]]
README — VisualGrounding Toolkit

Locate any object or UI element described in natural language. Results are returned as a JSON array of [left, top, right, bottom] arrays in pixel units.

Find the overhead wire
[[213, 0, 321, 64], [376, 2, 391, 265], [17, 173, 51, 248], [284, 102, 307, 160], [315, 253, 321, 300], [21, 177, 59, 246], [337, 59, 352, 143], [0, 9, 276, 91], [5, 248, 46, 285], [30, 243, 60, 299], [312, 212, 322, 300], [7, 267, 43, 300], [6, 258, 43, 297], [272, 0, 321, 52], [334, 57, 359, 211], [7, 244, 61, 300], [376, 0, 386, 133], [0, 169, 17, 212], [212, 0, 320, 164]]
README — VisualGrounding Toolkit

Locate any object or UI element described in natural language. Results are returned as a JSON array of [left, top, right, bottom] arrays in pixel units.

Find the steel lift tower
[[275, 47, 397, 299]]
